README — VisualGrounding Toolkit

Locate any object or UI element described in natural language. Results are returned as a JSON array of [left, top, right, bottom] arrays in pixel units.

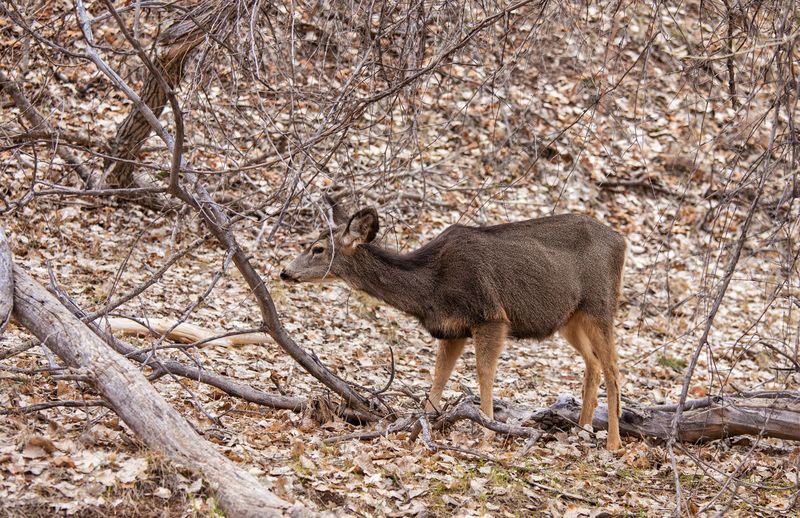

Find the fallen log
[[11, 265, 308, 518], [329, 392, 800, 448], [0, 227, 11, 334], [494, 392, 800, 443]]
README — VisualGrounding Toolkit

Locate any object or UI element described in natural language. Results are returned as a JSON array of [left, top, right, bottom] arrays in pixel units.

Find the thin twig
[[2, 399, 109, 414]]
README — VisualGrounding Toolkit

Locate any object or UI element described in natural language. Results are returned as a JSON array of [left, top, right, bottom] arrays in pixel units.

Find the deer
[[280, 197, 627, 450]]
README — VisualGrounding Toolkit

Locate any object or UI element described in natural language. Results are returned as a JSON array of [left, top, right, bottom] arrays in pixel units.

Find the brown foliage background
[[1, 0, 798, 515]]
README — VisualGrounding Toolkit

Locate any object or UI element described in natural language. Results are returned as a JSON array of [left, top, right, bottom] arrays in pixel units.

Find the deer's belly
[[508, 324, 558, 340], [420, 315, 473, 340], [428, 327, 472, 340]]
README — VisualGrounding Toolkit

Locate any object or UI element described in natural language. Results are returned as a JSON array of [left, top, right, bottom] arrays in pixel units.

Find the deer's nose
[[280, 270, 291, 281]]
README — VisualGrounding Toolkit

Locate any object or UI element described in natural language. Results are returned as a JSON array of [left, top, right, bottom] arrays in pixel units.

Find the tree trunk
[[102, 2, 232, 188], [11, 265, 308, 518]]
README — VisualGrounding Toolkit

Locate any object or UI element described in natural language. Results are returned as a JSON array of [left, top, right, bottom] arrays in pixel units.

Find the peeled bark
[[11, 265, 306, 518], [106, 316, 272, 347]]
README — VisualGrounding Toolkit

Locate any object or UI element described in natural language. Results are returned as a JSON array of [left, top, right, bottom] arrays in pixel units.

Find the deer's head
[[280, 196, 379, 283]]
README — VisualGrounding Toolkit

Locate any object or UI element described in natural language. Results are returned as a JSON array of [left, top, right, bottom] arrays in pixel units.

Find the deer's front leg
[[425, 338, 466, 413], [473, 322, 508, 420]]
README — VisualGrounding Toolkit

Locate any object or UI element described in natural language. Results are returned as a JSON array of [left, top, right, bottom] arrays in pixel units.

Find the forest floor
[[1, 0, 799, 516], [3, 135, 798, 517]]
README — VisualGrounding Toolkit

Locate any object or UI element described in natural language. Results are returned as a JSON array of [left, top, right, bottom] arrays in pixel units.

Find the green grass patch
[[658, 355, 687, 372]]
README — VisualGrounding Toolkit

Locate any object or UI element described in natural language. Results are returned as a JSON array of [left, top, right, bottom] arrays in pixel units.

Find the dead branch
[[340, 392, 800, 447], [91, 317, 371, 423], [11, 265, 303, 517], [6, 130, 99, 149], [435, 397, 544, 439], [0, 70, 92, 186], [492, 393, 800, 444], [92, 316, 372, 423], [0, 339, 37, 361], [34, 185, 167, 197], [597, 177, 684, 198], [2, 399, 110, 415], [85, 318, 307, 414], [324, 416, 417, 444]]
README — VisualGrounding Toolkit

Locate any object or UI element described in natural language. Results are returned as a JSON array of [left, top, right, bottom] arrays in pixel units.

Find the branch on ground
[[0, 227, 11, 334]]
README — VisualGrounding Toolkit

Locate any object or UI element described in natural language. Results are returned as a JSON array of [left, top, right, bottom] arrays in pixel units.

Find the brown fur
[[281, 201, 627, 450]]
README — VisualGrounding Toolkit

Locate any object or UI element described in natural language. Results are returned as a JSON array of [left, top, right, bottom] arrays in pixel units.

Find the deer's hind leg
[[426, 338, 467, 413], [584, 317, 622, 450], [560, 312, 602, 428], [473, 322, 508, 420]]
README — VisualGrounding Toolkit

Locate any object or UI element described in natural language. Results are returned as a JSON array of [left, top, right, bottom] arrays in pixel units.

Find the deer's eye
[[311, 246, 325, 255]]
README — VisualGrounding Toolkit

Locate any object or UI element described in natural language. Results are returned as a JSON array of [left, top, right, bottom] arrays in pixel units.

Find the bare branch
[[0, 70, 93, 186]]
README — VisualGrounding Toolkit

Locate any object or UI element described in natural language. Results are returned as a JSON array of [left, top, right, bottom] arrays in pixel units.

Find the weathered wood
[[493, 393, 800, 443], [11, 265, 306, 518], [106, 316, 272, 347], [0, 227, 11, 334]]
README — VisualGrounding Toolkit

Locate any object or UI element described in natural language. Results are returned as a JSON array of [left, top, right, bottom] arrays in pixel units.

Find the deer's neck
[[340, 244, 436, 317]]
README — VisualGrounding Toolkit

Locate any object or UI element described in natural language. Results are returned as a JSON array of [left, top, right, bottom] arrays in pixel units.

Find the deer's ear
[[323, 194, 349, 226], [342, 208, 379, 247]]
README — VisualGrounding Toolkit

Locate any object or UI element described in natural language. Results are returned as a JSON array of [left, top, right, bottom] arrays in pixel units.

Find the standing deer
[[281, 197, 627, 450]]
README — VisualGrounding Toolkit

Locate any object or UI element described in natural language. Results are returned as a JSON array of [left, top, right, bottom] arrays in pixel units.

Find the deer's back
[[429, 214, 626, 340]]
